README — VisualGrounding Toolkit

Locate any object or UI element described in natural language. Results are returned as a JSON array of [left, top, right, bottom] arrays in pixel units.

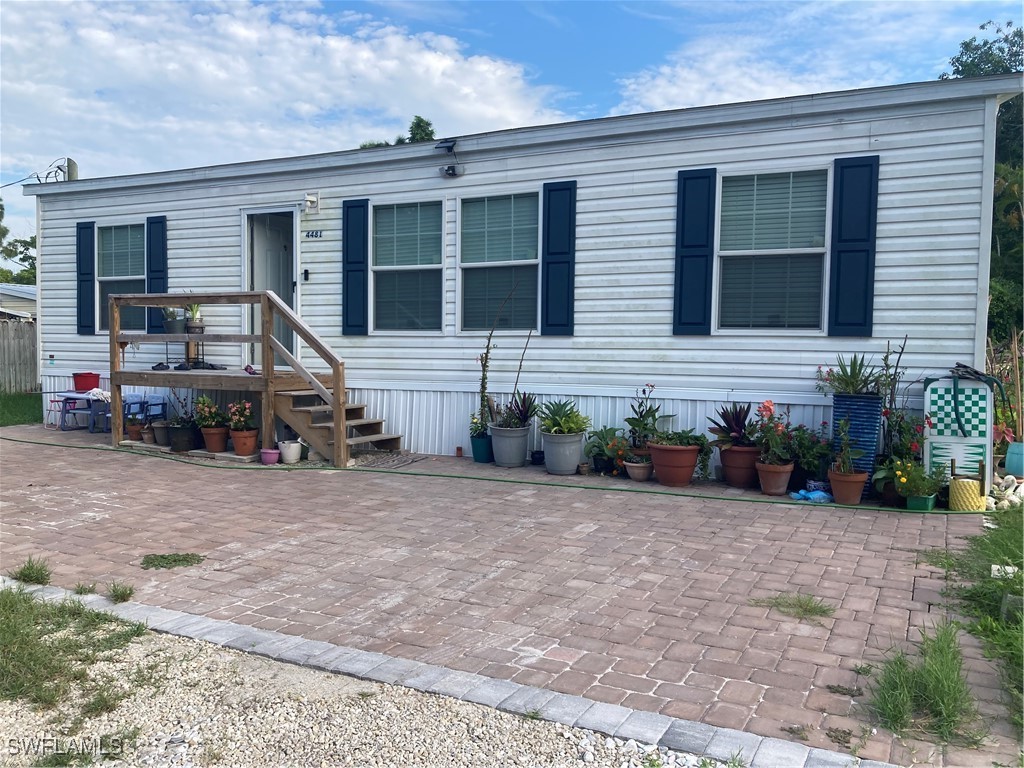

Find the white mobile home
[[25, 74, 1022, 455]]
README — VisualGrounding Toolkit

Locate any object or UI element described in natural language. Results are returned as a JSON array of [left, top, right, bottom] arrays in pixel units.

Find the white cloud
[[0, 0, 568, 239], [610, 1, 1010, 114]]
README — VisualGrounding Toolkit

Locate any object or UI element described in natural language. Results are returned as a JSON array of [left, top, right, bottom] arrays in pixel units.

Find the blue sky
[[0, 0, 1019, 247]]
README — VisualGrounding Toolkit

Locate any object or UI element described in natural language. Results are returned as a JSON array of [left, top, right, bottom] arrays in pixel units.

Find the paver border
[[2, 578, 896, 768]]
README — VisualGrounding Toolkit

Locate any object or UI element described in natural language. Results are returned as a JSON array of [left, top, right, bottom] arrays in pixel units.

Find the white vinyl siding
[[97, 224, 145, 331], [460, 193, 539, 330], [718, 170, 827, 330], [372, 202, 442, 331]]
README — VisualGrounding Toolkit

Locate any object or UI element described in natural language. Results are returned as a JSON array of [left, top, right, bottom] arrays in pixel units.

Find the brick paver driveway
[[1, 427, 1017, 766]]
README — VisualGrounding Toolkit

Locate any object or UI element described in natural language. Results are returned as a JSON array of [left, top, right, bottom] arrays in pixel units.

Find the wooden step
[[331, 433, 404, 451]]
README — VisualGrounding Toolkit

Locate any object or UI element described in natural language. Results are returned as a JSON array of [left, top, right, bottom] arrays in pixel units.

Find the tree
[[0, 199, 37, 285], [408, 116, 435, 143], [942, 21, 1024, 338], [941, 21, 1022, 166], [359, 116, 436, 148]]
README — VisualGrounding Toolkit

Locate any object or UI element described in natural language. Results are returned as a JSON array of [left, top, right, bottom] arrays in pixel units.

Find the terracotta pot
[[719, 445, 760, 488], [125, 423, 144, 441], [756, 462, 794, 496], [829, 469, 869, 505], [624, 460, 653, 482], [230, 428, 259, 457], [201, 426, 229, 454], [649, 444, 700, 487]]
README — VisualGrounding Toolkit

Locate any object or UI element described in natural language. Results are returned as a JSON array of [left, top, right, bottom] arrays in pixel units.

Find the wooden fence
[[0, 319, 39, 392]]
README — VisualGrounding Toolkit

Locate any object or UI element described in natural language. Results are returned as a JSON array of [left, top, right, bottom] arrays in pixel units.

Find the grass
[[0, 390, 43, 426], [0, 586, 146, 711], [106, 582, 134, 603], [749, 592, 835, 623], [869, 620, 980, 743], [140, 553, 205, 570], [921, 506, 1023, 731], [8, 555, 51, 585], [73, 583, 96, 595]]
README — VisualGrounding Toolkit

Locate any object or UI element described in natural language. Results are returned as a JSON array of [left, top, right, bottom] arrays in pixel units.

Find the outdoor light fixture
[[304, 191, 319, 214], [434, 138, 457, 153]]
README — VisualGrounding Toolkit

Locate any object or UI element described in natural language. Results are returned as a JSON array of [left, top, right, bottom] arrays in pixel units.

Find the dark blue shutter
[[145, 215, 168, 333], [541, 180, 576, 335], [342, 199, 369, 335], [76, 222, 96, 335], [828, 156, 879, 337], [673, 169, 716, 335]]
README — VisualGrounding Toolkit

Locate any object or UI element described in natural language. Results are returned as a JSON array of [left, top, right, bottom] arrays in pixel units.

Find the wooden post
[[333, 360, 348, 467], [109, 297, 123, 445], [260, 294, 274, 450]]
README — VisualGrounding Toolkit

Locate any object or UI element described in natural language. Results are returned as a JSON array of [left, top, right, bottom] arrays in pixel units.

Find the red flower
[[882, 409, 890, 417], [915, 424, 924, 434], [910, 441, 920, 452]]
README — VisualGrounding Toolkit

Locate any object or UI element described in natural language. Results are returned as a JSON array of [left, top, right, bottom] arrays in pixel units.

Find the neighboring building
[[0, 283, 37, 319], [23, 74, 1022, 455]]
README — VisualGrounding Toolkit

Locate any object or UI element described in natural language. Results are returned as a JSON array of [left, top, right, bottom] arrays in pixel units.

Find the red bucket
[[72, 372, 100, 392]]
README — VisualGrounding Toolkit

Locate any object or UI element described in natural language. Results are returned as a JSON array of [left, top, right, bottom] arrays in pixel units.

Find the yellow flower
[[900, 477, 907, 484]]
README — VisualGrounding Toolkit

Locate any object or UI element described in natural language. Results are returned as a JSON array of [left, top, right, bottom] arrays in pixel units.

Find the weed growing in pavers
[[826, 726, 853, 747], [781, 724, 810, 740], [826, 684, 864, 697], [852, 663, 874, 677], [641, 753, 664, 768], [522, 708, 541, 720], [869, 621, 982, 743], [140, 553, 206, 570], [921, 506, 1023, 732], [8, 555, 51, 585], [749, 592, 835, 623], [107, 582, 134, 603], [73, 582, 96, 595]]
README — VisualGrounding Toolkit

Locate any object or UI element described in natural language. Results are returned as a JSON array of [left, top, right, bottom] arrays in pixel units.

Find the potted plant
[[227, 399, 258, 456], [789, 421, 833, 492], [184, 303, 205, 334], [893, 459, 947, 511], [828, 418, 869, 505], [816, 353, 883, 480], [124, 413, 145, 441], [489, 391, 537, 467], [707, 402, 759, 488], [539, 400, 592, 475], [623, 451, 653, 482], [162, 306, 186, 335], [648, 428, 712, 488], [194, 395, 229, 453], [625, 384, 671, 454], [584, 426, 629, 476], [469, 411, 493, 463], [167, 411, 196, 452], [752, 400, 795, 496]]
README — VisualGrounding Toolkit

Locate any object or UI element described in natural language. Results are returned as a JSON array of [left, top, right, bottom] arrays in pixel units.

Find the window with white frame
[[98, 224, 146, 330], [460, 193, 539, 330], [718, 170, 827, 330], [372, 202, 443, 331]]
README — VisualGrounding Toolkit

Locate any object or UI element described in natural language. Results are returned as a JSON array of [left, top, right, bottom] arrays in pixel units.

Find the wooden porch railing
[[109, 291, 348, 466]]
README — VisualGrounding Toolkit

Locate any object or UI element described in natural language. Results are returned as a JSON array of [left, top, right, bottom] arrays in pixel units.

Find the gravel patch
[[1, 631, 721, 768]]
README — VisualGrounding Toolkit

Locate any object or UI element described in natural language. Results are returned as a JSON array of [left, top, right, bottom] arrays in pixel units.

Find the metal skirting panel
[[349, 386, 832, 459]]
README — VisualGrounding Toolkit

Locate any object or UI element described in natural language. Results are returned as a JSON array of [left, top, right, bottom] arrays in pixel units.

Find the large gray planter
[[542, 431, 585, 475], [489, 424, 531, 467]]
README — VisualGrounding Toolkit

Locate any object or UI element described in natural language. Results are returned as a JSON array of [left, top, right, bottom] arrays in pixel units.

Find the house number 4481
[[304, 230, 323, 238]]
